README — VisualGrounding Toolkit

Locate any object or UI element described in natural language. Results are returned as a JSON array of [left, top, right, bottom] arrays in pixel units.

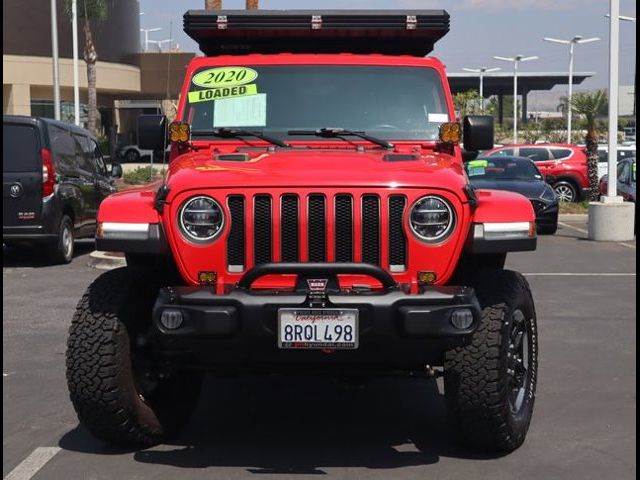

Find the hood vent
[[383, 154, 419, 162], [215, 153, 250, 162]]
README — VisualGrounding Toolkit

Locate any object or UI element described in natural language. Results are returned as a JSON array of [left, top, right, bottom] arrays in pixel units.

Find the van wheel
[[51, 215, 74, 264]]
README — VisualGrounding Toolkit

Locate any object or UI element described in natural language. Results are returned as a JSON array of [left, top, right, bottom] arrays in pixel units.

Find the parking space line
[[524, 273, 636, 276], [558, 222, 588, 235], [618, 243, 636, 249], [4, 447, 61, 480]]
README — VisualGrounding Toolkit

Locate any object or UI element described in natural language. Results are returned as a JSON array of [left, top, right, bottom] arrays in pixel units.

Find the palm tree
[[570, 90, 608, 200], [64, 0, 107, 135]]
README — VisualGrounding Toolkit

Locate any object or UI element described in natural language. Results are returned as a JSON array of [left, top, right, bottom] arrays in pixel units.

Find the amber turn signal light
[[417, 271, 437, 286], [439, 122, 462, 144], [198, 271, 217, 285], [169, 121, 191, 143]]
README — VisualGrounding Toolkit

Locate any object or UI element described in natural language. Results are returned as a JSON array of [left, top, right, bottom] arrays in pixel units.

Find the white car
[[117, 144, 170, 162], [597, 144, 636, 179]]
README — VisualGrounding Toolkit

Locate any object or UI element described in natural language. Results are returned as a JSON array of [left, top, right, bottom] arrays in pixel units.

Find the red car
[[484, 144, 589, 202], [66, 10, 539, 453]]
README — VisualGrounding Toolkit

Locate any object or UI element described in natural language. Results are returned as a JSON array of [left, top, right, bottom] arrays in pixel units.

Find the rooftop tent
[[183, 10, 450, 57]]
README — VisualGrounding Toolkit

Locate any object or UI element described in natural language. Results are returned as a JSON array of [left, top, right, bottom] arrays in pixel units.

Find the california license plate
[[278, 308, 359, 349]]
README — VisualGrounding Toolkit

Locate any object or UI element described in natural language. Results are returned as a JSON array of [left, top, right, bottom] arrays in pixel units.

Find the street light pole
[[544, 36, 600, 144], [72, 0, 80, 125], [494, 55, 538, 144], [462, 67, 501, 113], [50, 0, 61, 120], [140, 28, 162, 52], [606, 0, 620, 199]]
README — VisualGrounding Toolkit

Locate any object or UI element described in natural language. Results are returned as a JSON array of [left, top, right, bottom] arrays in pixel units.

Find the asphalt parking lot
[[3, 216, 636, 480]]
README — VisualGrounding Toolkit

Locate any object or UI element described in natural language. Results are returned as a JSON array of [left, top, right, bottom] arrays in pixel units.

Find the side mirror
[[463, 115, 494, 152], [110, 162, 123, 179], [137, 114, 167, 151]]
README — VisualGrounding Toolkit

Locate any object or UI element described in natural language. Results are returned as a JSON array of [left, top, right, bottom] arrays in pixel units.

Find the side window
[[49, 125, 77, 174], [598, 150, 608, 163], [617, 162, 630, 183], [550, 148, 573, 160], [519, 147, 550, 162], [73, 134, 96, 174], [490, 148, 514, 157], [89, 139, 107, 176]]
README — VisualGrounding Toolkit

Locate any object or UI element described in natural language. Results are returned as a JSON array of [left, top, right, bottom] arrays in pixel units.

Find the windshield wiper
[[193, 128, 290, 148], [288, 127, 394, 149]]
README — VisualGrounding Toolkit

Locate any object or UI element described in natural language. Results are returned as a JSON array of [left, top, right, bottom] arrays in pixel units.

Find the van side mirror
[[110, 162, 123, 178], [138, 115, 167, 151], [463, 115, 494, 152]]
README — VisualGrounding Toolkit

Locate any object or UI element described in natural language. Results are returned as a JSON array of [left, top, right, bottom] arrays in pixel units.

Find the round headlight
[[409, 195, 455, 243], [178, 196, 224, 243]]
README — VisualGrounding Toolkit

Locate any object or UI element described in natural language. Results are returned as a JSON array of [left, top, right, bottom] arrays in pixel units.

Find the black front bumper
[[150, 263, 481, 372]]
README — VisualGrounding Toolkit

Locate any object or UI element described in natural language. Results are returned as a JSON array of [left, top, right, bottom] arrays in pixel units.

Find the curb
[[559, 214, 588, 221], [87, 251, 127, 270]]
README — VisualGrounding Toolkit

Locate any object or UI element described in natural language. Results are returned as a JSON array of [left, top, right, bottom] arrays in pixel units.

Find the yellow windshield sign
[[188, 84, 258, 104], [192, 67, 258, 88]]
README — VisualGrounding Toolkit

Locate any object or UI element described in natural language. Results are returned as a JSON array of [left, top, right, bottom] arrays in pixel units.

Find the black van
[[3, 116, 122, 263]]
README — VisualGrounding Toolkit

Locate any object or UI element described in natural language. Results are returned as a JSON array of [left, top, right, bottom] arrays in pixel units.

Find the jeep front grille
[[226, 192, 408, 272]]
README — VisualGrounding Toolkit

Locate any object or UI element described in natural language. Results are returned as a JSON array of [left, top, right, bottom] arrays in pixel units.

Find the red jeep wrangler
[[66, 10, 539, 452]]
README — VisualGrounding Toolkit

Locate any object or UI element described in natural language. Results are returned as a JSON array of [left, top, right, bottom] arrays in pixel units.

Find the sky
[[139, 0, 636, 108]]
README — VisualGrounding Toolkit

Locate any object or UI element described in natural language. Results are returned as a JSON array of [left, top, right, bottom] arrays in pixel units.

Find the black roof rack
[[183, 10, 450, 57]]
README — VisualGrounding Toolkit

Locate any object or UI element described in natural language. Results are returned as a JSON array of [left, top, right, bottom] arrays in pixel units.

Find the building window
[[30, 100, 92, 130]]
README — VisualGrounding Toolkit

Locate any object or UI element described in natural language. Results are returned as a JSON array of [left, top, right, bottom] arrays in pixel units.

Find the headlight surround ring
[[178, 195, 225, 244], [409, 195, 456, 243]]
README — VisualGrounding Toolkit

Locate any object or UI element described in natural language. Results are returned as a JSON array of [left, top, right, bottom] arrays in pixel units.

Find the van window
[[49, 124, 77, 174], [3, 123, 40, 172], [73, 134, 96, 174]]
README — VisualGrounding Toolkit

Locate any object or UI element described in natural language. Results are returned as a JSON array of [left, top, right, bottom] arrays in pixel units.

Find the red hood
[[165, 148, 467, 196]]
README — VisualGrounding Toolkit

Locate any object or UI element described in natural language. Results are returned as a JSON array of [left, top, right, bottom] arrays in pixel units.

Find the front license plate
[[278, 308, 359, 349]]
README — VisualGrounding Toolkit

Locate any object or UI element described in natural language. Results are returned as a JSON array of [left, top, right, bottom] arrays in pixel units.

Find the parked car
[[484, 143, 588, 202], [3, 115, 122, 263], [596, 144, 636, 179], [466, 156, 559, 234], [116, 143, 170, 162], [599, 157, 636, 202]]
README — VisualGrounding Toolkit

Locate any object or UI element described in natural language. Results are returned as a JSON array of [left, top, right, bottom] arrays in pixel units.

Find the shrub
[[123, 166, 163, 185]]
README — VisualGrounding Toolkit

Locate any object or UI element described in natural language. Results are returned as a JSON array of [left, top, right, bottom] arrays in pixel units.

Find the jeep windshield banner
[[185, 65, 450, 141]]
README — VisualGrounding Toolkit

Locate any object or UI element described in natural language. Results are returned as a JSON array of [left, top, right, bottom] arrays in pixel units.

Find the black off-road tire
[[444, 269, 538, 452], [50, 215, 74, 264], [66, 267, 201, 448]]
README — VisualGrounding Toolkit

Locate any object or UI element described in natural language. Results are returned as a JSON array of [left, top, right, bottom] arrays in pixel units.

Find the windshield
[[184, 65, 450, 142], [465, 158, 543, 181]]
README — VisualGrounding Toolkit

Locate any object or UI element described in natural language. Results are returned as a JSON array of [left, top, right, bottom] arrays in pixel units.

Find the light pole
[[72, 0, 80, 125], [50, 0, 61, 120], [149, 39, 174, 53], [140, 27, 162, 52], [544, 36, 600, 144], [606, 14, 636, 137], [462, 67, 501, 113], [494, 55, 539, 144]]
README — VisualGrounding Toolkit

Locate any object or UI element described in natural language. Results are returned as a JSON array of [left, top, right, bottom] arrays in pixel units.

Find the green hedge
[[122, 166, 163, 185]]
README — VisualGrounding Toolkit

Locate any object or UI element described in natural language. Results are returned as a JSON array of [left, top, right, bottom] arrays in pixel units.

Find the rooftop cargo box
[[183, 10, 450, 57]]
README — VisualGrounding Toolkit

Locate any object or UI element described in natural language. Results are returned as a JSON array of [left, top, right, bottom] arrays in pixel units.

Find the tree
[[64, 0, 107, 135], [452, 90, 482, 118], [570, 90, 608, 200]]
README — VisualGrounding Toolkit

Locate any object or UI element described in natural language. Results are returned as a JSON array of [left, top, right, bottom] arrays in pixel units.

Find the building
[[2, 0, 195, 152]]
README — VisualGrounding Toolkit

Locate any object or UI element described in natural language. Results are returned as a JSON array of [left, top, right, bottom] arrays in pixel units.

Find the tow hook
[[424, 365, 444, 378]]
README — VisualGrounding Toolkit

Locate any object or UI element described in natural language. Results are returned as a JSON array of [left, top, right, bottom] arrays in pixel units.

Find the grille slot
[[308, 195, 326, 262], [254, 195, 272, 265], [388, 196, 407, 271], [335, 195, 353, 262], [227, 196, 245, 271], [362, 195, 380, 265], [281, 195, 299, 262]]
